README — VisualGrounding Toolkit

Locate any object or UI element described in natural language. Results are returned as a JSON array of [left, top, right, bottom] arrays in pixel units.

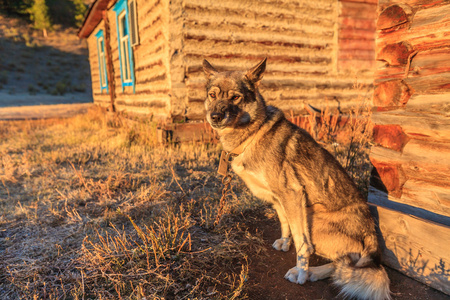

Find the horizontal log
[[371, 109, 450, 140], [338, 16, 376, 30], [369, 187, 450, 226], [338, 49, 375, 60], [369, 204, 450, 295], [338, 59, 375, 71], [404, 73, 450, 94], [370, 142, 450, 189], [408, 48, 450, 77], [338, 39, 375, 51], [401, 180, 450, 215], [407, 93, 450, 114], [185, 0, 335, 21], [378, 0, 447, 11], [339, 28, 375, 40], [410, 3, 450, 29], [339, 1, 377, 19]]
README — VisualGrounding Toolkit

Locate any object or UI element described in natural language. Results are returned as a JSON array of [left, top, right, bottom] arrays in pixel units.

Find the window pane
[[121, 15, 128, 37]]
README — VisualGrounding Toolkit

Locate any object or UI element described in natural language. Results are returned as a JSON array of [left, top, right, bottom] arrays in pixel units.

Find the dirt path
[[245, 217, 450, 300], [0, 103, 93, 120]]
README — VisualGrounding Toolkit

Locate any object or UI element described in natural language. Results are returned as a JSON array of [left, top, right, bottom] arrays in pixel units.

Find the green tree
[[71, 0, 87, 28], [29, 0, 51, 37]]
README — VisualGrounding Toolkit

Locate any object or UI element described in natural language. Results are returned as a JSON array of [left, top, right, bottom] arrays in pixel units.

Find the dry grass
[[0, 98, 372, 299]]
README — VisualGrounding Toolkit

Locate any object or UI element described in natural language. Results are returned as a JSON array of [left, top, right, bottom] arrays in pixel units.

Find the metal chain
[[214, 174, 232, 226]]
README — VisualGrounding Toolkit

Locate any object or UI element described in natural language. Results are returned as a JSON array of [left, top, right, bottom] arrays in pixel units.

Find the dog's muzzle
[[210, 112, 225, 124]]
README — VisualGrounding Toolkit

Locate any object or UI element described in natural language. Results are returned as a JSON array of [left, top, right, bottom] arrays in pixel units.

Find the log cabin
[[368, 0, 450, 295]]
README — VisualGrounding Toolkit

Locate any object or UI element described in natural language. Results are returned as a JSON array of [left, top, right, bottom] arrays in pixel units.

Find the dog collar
[[217, 125, 266, 176]]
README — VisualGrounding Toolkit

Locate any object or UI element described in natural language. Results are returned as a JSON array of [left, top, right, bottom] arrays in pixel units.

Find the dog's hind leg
[[309, 263, 335, 281], [282, 189, 314, 285], [272, 200, 292, 252]]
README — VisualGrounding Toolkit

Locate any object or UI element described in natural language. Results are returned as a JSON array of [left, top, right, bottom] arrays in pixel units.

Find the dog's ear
[[203, 59, 218, 79], [245, 58, 267, 86]]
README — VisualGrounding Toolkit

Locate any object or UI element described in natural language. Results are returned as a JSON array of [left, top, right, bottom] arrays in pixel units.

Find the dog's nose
[[210, 112, 224, 123]]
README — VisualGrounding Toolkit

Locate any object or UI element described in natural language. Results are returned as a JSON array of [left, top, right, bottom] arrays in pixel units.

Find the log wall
[[177, 0, 376, 120], [369, 0, 450, 294]]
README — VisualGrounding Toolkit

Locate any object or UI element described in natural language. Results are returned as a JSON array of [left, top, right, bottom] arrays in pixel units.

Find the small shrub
[[0, 70, 7, 84], [51, 81, 68, 95], [28, 84, 39, 95], [73, 83, 86, 93]]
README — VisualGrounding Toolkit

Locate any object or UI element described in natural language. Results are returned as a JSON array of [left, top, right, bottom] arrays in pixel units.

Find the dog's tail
[[332, 254, 391, 300]]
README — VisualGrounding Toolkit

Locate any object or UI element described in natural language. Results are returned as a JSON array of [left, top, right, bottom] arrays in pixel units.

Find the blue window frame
[[113, 0, 135, 92], [95, 30, 108, 93]]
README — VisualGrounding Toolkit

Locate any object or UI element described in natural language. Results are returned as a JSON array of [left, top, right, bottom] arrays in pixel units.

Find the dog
[[203, 58, 391, 300]]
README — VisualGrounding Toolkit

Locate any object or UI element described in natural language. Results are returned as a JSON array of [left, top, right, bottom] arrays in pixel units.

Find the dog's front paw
[[284, 266, 308, 284], [272, 237, 291, 252]]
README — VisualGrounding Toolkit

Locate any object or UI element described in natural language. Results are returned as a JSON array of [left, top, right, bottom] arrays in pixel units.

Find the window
[[118, 11, 132, 83], [113, 0, 136, 91], [95, 30, 108, 93]]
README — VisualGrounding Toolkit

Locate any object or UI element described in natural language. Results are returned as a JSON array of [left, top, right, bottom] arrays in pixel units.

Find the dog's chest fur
[[231, 152, 276, 203]]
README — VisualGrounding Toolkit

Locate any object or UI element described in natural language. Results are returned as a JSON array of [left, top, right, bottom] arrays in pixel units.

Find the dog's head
[[203, 58, 267, 130]]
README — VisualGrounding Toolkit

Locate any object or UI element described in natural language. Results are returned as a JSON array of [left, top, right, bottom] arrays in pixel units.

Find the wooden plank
[[369, 204, 450, 295]]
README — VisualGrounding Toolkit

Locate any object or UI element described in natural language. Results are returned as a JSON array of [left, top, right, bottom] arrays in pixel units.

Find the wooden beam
[[369, 204, 450, 295]]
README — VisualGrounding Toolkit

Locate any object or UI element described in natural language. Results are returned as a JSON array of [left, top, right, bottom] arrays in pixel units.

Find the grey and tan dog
[[203, 58, 391, 300]]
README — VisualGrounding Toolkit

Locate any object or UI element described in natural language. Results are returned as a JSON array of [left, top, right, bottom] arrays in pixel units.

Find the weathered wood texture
[[370, 0, 450, 293], [181, 0, 376, 120], [369, 204, 450, 295]]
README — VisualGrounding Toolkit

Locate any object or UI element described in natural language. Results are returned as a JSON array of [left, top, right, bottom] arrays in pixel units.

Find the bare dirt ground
[[243, 214, 450, 300]]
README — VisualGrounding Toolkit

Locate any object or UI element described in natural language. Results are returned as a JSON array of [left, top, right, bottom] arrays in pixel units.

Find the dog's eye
[[231, 95, 240, 101], [209, 93, 216, 99]]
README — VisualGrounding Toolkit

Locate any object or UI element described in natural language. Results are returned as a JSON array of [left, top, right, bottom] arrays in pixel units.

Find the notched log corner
[[377, 4, 414, 31]]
